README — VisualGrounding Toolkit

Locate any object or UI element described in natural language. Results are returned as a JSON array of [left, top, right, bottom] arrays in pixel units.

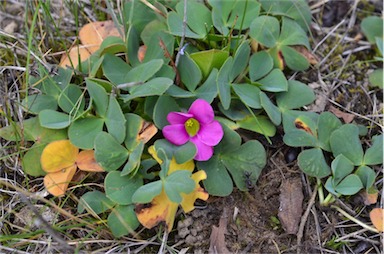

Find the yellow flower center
[[185, 118, 200, 137]]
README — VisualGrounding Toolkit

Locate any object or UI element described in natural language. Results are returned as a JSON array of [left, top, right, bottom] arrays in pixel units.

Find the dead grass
[[0, 0, 382, 253]]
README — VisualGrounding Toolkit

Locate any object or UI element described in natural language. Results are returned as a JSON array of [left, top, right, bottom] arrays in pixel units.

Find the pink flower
[[163, 99, 224, 161]]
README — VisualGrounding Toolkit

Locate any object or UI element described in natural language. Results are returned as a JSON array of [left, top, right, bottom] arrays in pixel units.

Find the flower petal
[[163, 124, 189, 145], [191, 136, 213, 161], [197, 121, 223, 146], [167, 112, 193, 125], [188, 99, 214, 124]]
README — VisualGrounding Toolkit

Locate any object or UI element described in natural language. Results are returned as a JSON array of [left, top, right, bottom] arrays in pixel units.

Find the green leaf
[[164, 170, 195, 203], [368, 69, 383, 88], [259, 0, 311, 31], [123, 0, 157, 33], [230, 41, 250, 81], [257, 69, 288, 92], [250, 16, 280, 48], [105, 171, 143, 205], [317, 112, 342, 152], [0, 117, 67, 142], [105, 96, 126, 144], [153, 95, 180, 129], [364, 134, 383, 165], [121, 142, 144, 176], [249, 50, 273, 81], [283, 129, 318, 147], [167, 1, 212, 39], [22, 144, 46, 176], [102, 53, 131, 85], [58, 84, 85, 115], [361, 16, 383, 44], [86, 79, 109, 117], [217, 57, 233, 109], [126, 59, 164, 83], [331, 154, 354, 185], [236, 115, 276, 137], [334, 174, 363, 195], [280, 45, 309, 71], [99, 36, 126, 55], [324, 177, 338, 196], [124, 113, 143, 150], [355, 165, 376, 190], [94, 132, 129, 171], [131, 180, 163, 203], [278, 17, 310, 48], [122, 78, 174, 101], [232, 83, 261, 109], [276, 80, 315, 111], [209, 0, 260, 34], [190, 50, 228, 79], [195, 68, 219, 103], [22, 94, 57, 114], [222, 140, 266, 191], [143, 31, 175, 63], [107, 205, 139, 238], [126, 26, 140, 67], [215, 124, 242, 154], [298, 148, 331, 178], [260, 91, 281, 125], [68, 117, 104, 149], [174, 141, 197, 164], [77, 190, 115, 214], [166, 85, 195, 98], [330, 124, 364, 166], [219, 99, 249, 121], [39, 110, 71, 129], [198, 156, 233, 196], [178, 54, 202, 91], [141, 20, 168, 46]]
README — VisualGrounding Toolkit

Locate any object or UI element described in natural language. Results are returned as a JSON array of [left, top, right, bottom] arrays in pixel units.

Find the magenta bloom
[[163, 99, 224, 161]]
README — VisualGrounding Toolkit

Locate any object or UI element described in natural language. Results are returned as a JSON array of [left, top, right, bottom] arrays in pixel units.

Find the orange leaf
[[370, 208, 384, 232], [76, 150, 105, 172], [135, 189, 178, 232], [79, 21, 121, 54], [360, 189, 378, 205], [44, 165, 77, 196], [59, 45, 92, 69], [41, 140, 79, 173], [294, 118, 314, 136], [181, 170, 209, 213]]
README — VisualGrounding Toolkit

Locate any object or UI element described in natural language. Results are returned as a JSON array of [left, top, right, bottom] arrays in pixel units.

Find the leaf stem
[[330, 205, 379, 233]]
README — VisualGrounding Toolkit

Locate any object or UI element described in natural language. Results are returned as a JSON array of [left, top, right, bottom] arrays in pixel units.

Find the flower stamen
[[185, 118, 200, 137]]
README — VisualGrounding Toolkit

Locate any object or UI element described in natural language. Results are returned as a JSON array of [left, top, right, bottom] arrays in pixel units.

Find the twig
[[297, 184, 318, 254], [158, 229, 169, 254], [174, 0, 187, 67]]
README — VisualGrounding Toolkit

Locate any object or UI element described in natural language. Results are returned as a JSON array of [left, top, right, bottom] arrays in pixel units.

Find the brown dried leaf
[[76, 150, 105, 172], [370, 208, 384, 232], [329, 106, 355, 123], [138, 122, 158, 144], [360, 189, 378, 205], [209, 208, 229, 254], [79, 21, 121, 54], [278, 178, 303, 234], [59, 45, 92, 69]]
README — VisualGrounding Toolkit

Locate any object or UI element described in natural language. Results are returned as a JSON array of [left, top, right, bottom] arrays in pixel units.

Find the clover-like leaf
[[164, 170, 195, 203], [43, 165, 77, 197], [190, 50, 228, 79], [78, 190, 115, 214], [297, 148, 330, 178], [330, 124, 364, 166], [334, 174, 363, 195], [331, 154, 354, 185], [249, 51, 274, 81], [105, 171, 143, 205], [370, 208, 384, 232], [76, 150, 104, 172], [41, 140, 78, 173], [108, 205, 140, 237], [364, 134, 383, 165], [276, 80, 315, 111], [355, 165, 376, 190], [250, 16, 280, 48]]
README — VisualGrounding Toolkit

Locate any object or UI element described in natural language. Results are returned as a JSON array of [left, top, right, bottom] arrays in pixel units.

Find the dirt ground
[[0, 0, 383, 253]]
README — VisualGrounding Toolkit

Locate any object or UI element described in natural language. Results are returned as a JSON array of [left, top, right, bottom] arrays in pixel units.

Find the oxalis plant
[[0, 0, 381, 238]]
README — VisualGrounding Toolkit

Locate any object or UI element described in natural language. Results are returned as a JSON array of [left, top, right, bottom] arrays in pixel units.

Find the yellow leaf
[[41, 140, 79, 173], [370, 208, 384, 232], [76, 150, 104, 172], [79, 21, 121, 54], [147, 146, 195, 175], [44, 165, 77, 196], [181, 170, 209, 213], [135, 189, 178, 232]]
